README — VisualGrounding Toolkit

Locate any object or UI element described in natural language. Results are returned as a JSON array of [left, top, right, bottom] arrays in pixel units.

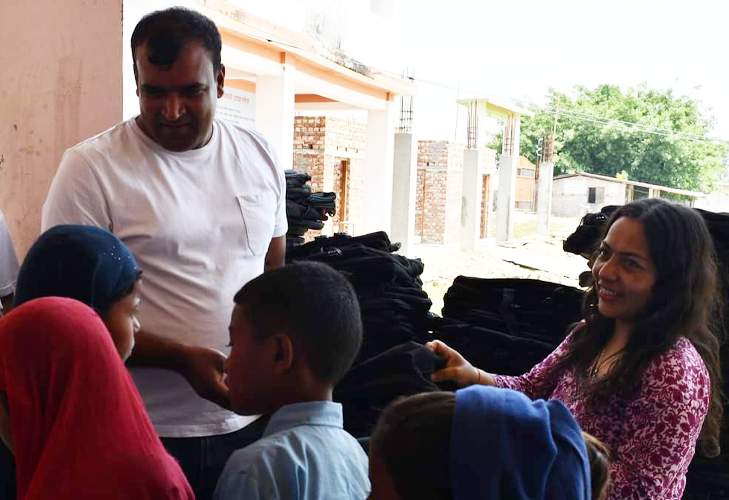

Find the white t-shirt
[[42, 118, 288, 437], [0, 209, 20, 308]]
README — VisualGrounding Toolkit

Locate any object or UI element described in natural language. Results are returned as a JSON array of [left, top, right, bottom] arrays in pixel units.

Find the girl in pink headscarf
[[0, 297, 194, 500]]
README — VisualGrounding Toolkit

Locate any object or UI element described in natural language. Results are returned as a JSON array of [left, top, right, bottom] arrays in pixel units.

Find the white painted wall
[[552, 176, 626, 217]]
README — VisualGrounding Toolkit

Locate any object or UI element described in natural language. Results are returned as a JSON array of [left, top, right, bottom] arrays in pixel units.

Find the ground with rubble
[[413, 213, 588, 314]]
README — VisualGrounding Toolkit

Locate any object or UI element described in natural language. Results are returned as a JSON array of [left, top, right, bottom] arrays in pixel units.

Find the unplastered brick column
[[415, 170, 426, 236], [291, 115, 367, 239], [422, 170, 448, 243], [444, 143, 465, 244], [417, 140, 465, 244]]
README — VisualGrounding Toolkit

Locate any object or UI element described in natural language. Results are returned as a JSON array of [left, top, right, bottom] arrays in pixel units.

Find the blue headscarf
[[14, 225, 140, 313], [451, 386, 591, 500]]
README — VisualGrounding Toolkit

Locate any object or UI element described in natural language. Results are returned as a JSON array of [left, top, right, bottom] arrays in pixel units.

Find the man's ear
[[271, 333, 294, 375], [216, 65, 226, 98], [134, 65, 140, 97]]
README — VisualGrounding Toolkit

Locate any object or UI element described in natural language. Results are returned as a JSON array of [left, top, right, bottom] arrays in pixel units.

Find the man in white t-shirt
[[41, 8, 286, 499], [0, 209, 19, 316]]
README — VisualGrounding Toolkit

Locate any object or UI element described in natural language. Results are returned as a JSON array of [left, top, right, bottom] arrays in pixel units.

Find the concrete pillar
[[496, 114, 521, 244], [363, 99, 396, 234], [391, 133, 417, 256], [536, 161, 554, 236], [255, 55, 296, 170], [496, 154, 517, 243], [460, 149, 481, 251]]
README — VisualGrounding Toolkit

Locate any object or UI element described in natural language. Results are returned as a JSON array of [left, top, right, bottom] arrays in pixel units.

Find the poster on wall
[[563, 179, 587, 195], [218, 87, 255, 128]]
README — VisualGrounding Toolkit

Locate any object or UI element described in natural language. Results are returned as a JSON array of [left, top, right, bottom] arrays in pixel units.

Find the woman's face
[[592, 217, 657, 326], [103, 280, 142, 362]]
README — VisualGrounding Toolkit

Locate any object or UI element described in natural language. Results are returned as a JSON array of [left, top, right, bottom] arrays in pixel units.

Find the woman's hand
[[427, 340, 483, 388]]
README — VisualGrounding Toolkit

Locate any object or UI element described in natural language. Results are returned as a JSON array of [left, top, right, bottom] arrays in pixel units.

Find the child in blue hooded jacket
[[367, 385, 608, 500]]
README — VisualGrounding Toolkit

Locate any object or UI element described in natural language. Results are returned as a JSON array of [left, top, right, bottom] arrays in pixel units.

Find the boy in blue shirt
[[214, 261, 369, 500]]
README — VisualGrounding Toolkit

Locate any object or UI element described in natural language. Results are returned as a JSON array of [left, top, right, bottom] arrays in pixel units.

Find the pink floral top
[[492, 335, 710, 500]]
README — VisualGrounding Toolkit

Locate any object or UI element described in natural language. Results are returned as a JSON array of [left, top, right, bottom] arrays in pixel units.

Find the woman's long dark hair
[[555, 199, 725, 457]]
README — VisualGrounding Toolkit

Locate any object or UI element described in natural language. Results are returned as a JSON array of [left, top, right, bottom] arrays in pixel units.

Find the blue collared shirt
[[214, 401, 370, 500]]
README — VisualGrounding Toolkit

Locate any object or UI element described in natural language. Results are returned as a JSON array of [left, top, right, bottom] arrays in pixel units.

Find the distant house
[[552, 172, 704, 217]]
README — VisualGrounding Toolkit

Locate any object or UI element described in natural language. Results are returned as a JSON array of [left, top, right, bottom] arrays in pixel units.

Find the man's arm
[[264, 235, 286, 272], [127, 329, 231, 409]]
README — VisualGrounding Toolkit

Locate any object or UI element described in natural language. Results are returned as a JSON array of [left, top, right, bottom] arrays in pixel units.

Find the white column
[[495, 114, 521, 243], [391, 133, 417, 256], [536, 161, 554, 236], [255, 55, 296, 170], [460, 149, 481, 251], [363, 99, 396, 234], [496, 154, 517, 243]]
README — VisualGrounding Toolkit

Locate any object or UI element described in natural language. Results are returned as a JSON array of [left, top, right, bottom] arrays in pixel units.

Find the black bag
[[442, 276, 583, 345], [334, 341, 452, 438], [430, 318, 558, 376]]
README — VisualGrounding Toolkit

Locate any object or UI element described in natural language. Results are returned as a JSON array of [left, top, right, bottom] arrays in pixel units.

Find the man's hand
[[127, 329, 232, 409], [179, 345, 231, 410], [427, 340, 494, 388]]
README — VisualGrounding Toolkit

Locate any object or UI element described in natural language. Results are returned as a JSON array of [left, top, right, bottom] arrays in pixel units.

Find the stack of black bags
[[563, 206, 729, 499], [285, 170, 336, 249], [286, 231, 449, 437], [429, 277, 584, 376]]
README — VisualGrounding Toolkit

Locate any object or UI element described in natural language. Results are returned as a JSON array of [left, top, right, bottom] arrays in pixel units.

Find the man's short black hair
[[234, 262, 363, 385], [131, 7, 222, 73]]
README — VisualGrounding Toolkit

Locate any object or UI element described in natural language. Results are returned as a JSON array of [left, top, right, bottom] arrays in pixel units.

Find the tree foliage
[[487, 84, 727, 192]]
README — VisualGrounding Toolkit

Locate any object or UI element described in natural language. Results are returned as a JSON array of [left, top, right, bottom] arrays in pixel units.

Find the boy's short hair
[[234, 262, 363, 384]]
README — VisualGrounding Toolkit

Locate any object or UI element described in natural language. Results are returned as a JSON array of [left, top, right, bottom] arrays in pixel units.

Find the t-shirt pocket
[[237, 193, 277, 256]]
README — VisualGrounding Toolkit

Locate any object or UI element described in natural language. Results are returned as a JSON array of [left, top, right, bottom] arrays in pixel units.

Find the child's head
[[369, 386, 600, 500], [582, 432, 611, 500], [225, 261, 362, 415], [0, 297, 135, 455], [14, 225, 142, 360]]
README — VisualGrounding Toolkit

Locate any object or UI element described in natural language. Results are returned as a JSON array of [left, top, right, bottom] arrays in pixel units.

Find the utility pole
[[553, 95, 561, 136], [536, 132, 555, 237]]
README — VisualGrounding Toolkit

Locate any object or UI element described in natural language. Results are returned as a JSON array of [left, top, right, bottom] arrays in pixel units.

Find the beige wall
[[0, 0, 123, 257]]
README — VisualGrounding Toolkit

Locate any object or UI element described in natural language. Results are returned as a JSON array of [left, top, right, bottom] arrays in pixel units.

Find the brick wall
[[416, 141, 496, 244], [292, 116, 366, 239], [415, 169, 426, 236]]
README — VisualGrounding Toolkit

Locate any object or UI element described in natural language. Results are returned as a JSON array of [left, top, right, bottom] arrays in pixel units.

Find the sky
[[233, 0, 729, 145], [391, 0, 729, 142]]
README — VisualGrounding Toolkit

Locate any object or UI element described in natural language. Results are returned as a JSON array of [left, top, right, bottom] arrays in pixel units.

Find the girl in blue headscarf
[[367, 385, 608, 500], [13, 224, 142, 361]]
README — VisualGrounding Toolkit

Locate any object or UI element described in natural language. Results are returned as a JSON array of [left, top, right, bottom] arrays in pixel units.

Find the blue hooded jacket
[[451, 385, 591, 500]]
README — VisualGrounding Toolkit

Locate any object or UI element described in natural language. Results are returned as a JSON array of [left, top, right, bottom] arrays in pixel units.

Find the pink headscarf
[[0, 297, 194, 500]]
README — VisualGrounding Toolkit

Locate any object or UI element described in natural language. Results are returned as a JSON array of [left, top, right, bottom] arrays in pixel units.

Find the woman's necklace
[[590, 348, 606, 378]]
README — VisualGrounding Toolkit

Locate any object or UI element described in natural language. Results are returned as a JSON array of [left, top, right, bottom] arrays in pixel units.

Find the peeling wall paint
[[0, 0, 123, 257]]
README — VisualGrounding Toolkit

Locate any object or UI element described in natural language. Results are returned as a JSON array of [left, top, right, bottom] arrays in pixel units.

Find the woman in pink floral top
[[428, 199, 725, 500]]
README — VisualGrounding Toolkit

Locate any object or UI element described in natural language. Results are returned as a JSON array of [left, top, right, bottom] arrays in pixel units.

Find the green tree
[[487, 84, 727, 192]]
